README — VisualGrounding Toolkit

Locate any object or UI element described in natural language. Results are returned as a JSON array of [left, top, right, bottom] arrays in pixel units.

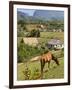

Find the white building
[[47, 39, 64, 50]]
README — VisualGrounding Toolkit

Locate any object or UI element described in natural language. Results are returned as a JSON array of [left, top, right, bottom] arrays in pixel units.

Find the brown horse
[[39, 52, 59, 79]]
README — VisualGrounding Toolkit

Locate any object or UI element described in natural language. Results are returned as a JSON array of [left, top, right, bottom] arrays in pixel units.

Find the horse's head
[[54, 57, 59, 65], [52, 54, 59, 65]]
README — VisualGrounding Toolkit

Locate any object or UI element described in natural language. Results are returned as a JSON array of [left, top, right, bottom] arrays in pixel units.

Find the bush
[[17, 41, 25, 63], [17, 38, 29, 62], [23, 65, 31, 80], [27, 29, 40, 37], [17, 30, 25, 37]]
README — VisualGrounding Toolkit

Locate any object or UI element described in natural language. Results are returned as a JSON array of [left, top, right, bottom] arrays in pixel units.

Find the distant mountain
[[17, 11, 29, 21], [33, 10, 64, 20], [18, 11, 28, 16], [17, 10, 64, 23], [17, 11, 44, 23]]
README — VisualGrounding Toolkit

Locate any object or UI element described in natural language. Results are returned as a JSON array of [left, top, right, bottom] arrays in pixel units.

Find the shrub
[[17, 38, 29, 62], [23, 65, 31, 80], [17, 30, 25, 37], [27, 29, 40, 37]]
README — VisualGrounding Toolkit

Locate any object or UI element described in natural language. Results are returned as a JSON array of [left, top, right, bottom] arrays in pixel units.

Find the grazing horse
[[39, 52, 59, 79]]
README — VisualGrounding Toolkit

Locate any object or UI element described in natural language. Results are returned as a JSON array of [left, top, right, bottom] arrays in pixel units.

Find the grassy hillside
[[17, 31, 64, 80], [17, 57, 64, 80]]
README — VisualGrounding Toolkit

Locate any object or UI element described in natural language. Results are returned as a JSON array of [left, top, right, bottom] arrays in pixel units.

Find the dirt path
[[30, 56, 40, 62]]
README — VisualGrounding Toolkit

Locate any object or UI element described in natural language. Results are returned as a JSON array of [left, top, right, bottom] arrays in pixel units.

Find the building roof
[[48, 39, 63, 45]]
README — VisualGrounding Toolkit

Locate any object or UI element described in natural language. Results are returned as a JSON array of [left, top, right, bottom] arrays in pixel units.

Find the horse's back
[[46, 52, 52, 61], [41, 52, 52, 62]]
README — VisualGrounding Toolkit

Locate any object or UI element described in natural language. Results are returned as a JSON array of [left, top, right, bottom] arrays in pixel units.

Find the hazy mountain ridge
[[33, 10, 64, 20], [17, 10, 64, 22], [17, 11, 44, 23], [17, 11, 29, 21]]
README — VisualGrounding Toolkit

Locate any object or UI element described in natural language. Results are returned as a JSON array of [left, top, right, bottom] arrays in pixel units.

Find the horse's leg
[[41, 60, 45, 79], [48, 61, 50, 69], [41, 60, 43, 79]]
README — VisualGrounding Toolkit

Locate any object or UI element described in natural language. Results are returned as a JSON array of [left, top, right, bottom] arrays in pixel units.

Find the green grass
[[17, 31, 64, 80], [40, 32, 64, 41], [17, 57, 64, 80], [37, 32, 64, 46]]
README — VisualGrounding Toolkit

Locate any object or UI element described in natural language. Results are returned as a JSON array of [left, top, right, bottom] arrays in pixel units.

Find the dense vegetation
[[47, 20, 64, 31], [17, 19, 64, 37], [17, 38, 49, 63], [26, 29, 40, 37]]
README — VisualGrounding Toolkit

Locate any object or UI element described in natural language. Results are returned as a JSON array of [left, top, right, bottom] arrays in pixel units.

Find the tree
[[29, 29, 40, 37], [48, 20, 64, 31], [18, 20, 25, 27], [17, 39, 24, 63], [17, 20, 27, 32], [23, 65, 31, 80]]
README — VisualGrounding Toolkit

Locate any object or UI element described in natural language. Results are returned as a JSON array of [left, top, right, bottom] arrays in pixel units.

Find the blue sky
[[17, 8, 35, 16]]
